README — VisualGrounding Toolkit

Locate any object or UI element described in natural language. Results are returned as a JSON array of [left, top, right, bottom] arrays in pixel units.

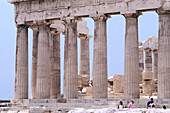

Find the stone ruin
[[2, 0, 170, 112], [78, 36, 158, 99], [78, 75, 125, 99], [8, 0, 170, 102], [140, 36, 158, 97]]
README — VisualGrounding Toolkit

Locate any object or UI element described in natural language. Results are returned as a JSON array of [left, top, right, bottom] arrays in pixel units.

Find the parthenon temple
[[2, 0, 170, 112]]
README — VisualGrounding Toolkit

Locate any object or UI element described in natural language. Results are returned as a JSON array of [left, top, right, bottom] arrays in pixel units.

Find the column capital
[[35, 20, 50, 26], [64, 18, 80, 24], [50, 28, 61, 35], [157, 9, 170, 15], [92, 15, 110, 21], [50, 20, 65, 34], [17, 24, 28, 28], [123, 13, 140, 18], [153, 50, 158, 54], [78, 34, 92, 40], [38, 24, 50, 34], [144, 48, 152, 52], [30, 25, 39, 32]]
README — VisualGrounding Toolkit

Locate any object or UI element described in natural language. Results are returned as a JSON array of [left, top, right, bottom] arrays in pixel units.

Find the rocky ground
[[69, 108, 170, 113], [1, 107, 170, 113]]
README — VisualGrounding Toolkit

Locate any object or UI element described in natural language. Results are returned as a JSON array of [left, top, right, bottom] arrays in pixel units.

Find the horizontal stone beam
[[12, 0, 163, 25]]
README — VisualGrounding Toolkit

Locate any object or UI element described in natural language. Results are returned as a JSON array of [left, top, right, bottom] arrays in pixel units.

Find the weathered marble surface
[[158, 13, 170, 99], [15, 25, 28, 99], [143, 36, 158, 51], [113, 75, 124, 93], [124, 14, 139, 99], [138, 41, 144, 84], [36, 25, 51, 99], [69, 108, 170, 113], [64, 20, 78, 99], [31, 27, 38, 99], [93, 16, 107, 99], [8, 0, 165, 25], [1, 107, 170, 113]]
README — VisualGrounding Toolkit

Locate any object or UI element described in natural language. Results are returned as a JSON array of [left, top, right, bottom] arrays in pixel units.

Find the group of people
[[117, 100, 134, 110], [147, 98, 156, 109], [117, 98, 167, 110]]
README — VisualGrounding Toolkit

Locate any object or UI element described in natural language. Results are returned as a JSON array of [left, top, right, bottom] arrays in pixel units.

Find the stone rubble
[[69, 108, 170, 113]]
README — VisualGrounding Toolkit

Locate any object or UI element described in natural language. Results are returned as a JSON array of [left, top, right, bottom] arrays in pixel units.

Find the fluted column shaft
[[14, 25, 28, 99], [79, 38, 90, 75], [139, 48, 144, 83], [93, 16, 108, 99], [50, 33, 60, 99], [145, 49, 152, 72], [153, 51, 158, 79], [64, 20, 78, 99], [36, 25, 51, 99], [124, 14, 140, 99], [158, 13, 170, 99], [31, 27, 38, 99]]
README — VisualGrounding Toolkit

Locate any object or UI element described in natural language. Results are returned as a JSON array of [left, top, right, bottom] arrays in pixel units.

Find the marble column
[[124, 14, 140, 99], [143, 49, 153, 95], [144, 49, 152, 72], [79, 35, 90, 75], [50, 32, 60, 99], [64, 20, 78, 99], [153, 50, 158, 79], [14, 25, 28, 99], [31, 26, 38, 99], [93, 16, 108, 99], [36, 25, 51, 99], [158, 13, 170, 99], [138, 45, 144, 83]]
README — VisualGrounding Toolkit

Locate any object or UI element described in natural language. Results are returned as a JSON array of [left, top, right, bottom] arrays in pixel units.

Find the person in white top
[[117, 101, 124, 110]]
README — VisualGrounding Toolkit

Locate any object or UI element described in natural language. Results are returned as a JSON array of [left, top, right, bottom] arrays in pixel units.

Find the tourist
[[163, 105, 166, 110], [152, 104, 156, 109], [117, 101, 124, 110], [128, 100, 134, 109], [147, 98, 155, 109]]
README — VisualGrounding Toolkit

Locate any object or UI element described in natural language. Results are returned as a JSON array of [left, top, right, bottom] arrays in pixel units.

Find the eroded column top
[[143, 36, 158, 51]]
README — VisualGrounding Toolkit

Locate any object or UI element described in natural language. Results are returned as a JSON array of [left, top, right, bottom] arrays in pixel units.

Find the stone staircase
[[1, 99, 170, 113]]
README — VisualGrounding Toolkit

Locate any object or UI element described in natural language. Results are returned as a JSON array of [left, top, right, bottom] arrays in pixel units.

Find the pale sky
[[0, 0, 159, 99]]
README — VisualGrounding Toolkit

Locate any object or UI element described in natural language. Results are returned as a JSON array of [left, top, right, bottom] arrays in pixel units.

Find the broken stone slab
[[57, 99, 67, 103], [78, 75, 90, 91], [108, 76, 114, 92], [142, 72, 153, 80], [77, 19, 89, 36], [153, 79, 158, 93], [1, 112, 8, 113], [81, 75, 90, 87], [143, 80, 154, 94], [50, 20, 65, 33], [78, 75, 82, 90], [139, 84, 143, 93], [18, 110, 29, 113], [113, 75, 124, 93], [86, 87, 93, 94], [143, 36, 158, 51], [6, 110, 18, 113]]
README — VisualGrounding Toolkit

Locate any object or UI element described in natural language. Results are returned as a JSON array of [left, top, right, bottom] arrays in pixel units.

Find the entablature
[[8, 0, 170, 25]]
